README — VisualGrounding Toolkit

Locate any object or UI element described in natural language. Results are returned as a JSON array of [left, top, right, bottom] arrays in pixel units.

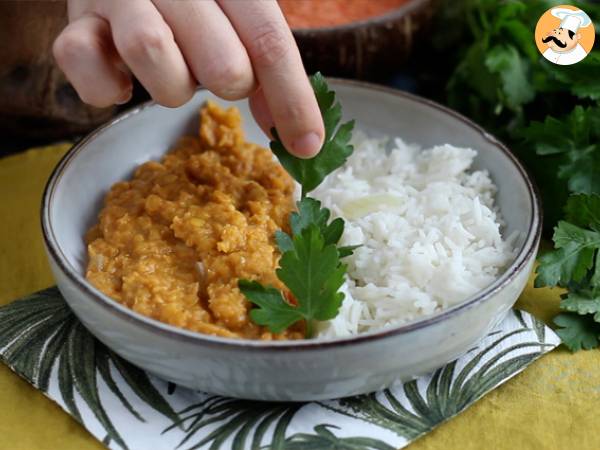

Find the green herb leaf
[[311, 72, 343, 142], [290, 197, 330, 235], [519, 114, 582, 156], [241, 75, 358, 338], [290, 198, 344, 246], [431, 0, 600, 353], [238, 280, 301, 334], [564, 193, 600, 231], [277, 197, 357, 258], [484, 44, 534, 109], [338, 245, 360, 258], [270, 72, 355, 197], [274, 230, 294, 254], [535, 194, 600, 289], [557, 146, 600, 195], [520, 107, 600, 197], [535, 193, 600, 351], [535, 221, 600, 288], [549, 54, 600, 101], [553, 313, 600, 352], [322, 218, 345, 247], [496, 19, 538, 61], [560, 290, 600, 322], [240, 224, 346, 337], [277, 225, 346, 321]]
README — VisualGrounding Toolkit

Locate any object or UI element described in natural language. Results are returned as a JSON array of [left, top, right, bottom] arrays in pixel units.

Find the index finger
[[217, 0, 324, 158]]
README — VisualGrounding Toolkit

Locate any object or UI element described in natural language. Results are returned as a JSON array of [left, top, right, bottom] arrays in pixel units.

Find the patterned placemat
[[0, 287, 559, 450]]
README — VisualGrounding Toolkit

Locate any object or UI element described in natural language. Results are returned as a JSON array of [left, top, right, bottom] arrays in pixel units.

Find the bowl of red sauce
[[279, 0, 437, 79]]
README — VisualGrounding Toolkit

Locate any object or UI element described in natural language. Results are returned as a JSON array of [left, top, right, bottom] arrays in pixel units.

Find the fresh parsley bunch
[[519, 105, 600, 227], [427, 0, 600, 351], [442, 0, 600, 139], [239, 73, 357, 338], [536, 194, 600, 350]]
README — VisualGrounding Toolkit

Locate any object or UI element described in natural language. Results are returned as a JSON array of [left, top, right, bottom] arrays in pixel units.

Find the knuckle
[[53, 29, 94, 66], [246, 21, 291, 68], [120, 25, 171, 60], [277, 99, 305, 122], [204, 59, 253, 100]]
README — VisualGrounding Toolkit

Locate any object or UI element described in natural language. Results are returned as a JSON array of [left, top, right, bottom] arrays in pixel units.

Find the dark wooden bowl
[[0, 1, 116, 142], [292, 0, 437, 80]]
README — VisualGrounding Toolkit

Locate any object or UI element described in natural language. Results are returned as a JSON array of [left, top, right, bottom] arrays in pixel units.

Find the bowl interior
[[45, 80, 536, 337]]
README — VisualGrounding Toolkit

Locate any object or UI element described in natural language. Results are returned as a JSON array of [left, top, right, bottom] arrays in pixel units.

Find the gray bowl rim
[[41, 78, 542, 351], [290, 0, 431, 34]]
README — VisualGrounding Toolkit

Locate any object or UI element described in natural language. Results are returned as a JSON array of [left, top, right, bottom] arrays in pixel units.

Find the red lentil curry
[[86, 102, 304, 340], [279, 0, 409, 29]]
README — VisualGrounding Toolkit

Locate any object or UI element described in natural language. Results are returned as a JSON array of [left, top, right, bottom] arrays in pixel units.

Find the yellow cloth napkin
[[0, 145, 599, 450]]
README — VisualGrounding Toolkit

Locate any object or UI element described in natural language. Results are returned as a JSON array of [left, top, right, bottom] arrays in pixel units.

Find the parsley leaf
[[535, 194, 600, 351], [536, 195, 600, 289], [560, 290, 600, 322], [270, 72, 355, 197], [274, 230, 294, 254], [260, 197, 357, 336], [444, 0, 548, 128], [547, 54, 600, 101], [276, 197, 354, 257], [535, 222, 600, 288], [520, 106, 600, 197], [565, 193, 600, 231], [553, 313, 600, 352], [338, 245, 361, 258], [241, 225, 346, 337], [291, 197, 333, 236], [239, 281, 302, 334], [421, 0, 600, 352], [240, 75, 357, 338], [484, 44, 534, 110]]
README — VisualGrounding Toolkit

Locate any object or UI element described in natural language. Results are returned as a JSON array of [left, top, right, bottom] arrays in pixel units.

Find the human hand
[[53, 0, 324, 157]]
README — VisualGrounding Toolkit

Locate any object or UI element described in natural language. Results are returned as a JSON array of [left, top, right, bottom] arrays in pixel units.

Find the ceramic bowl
[[42, 80, 541, 401]]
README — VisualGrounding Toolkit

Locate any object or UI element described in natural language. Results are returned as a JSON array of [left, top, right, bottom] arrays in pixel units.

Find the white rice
[[312, 133, 517, 338]]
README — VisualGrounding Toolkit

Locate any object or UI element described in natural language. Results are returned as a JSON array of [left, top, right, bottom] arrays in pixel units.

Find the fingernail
[[292, 132, 321, 158], [115, 87, 133, 105]]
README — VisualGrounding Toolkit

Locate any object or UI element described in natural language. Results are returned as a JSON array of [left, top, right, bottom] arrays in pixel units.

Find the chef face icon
[[535, 6, 595, 66], [542, 26, 581, 53]]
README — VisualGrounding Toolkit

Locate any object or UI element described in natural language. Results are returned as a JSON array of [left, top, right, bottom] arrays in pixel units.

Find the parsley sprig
[[240, 221, 346, 338], [239, 73, 357, 338], [270, 73, 355, 198], [536, 194, 600, 351], [427, 0, 600, 351]]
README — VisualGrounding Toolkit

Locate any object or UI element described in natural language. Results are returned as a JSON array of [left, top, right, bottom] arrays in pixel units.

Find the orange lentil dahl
[[85, 102, 304, 340], [278, 0, 409, 29]]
